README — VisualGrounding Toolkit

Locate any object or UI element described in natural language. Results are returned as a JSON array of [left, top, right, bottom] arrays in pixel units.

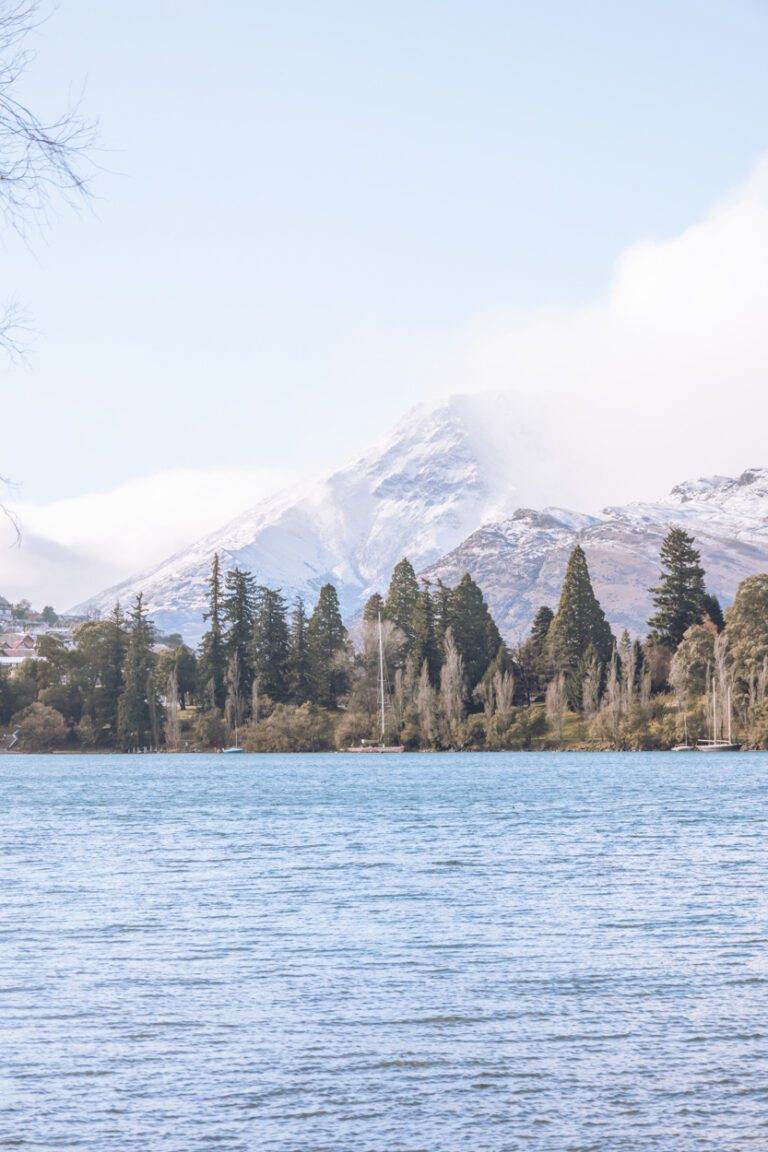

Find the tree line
[[2, 529, 768, 751]]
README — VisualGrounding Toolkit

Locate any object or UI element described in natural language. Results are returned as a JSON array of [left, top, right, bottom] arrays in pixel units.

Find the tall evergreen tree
[[529, 605, 555, 651], [308, 583, 349, 708], [198, 553, 226, 710], [702, 591, 725, 633], [252, 586, 290, 702], [647, 528, 706, 650], [223, 567, 256, 699], [288, 597, 312, 704], [517, 604, 555, 703], [547, 546, 613, 678], [118, 594, 157, 749], [412, 581, 441, 683], [100, 602, 127, 740], [433, 578, 453, 649], [363, 592, 384, 623], [447, 573, 503, 689], [384, 558, 420, 647]]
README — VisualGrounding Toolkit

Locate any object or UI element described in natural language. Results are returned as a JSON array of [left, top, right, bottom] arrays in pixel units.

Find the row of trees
[[3, 529, 768, 751], [0, 555, 508, 750]]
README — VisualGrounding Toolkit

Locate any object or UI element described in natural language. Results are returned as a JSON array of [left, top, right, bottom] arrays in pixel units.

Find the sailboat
[[222, 722, 245, 754], [347, 612, 405, 753], [671, 714, 696, 752], [697, 682, 741, 752]]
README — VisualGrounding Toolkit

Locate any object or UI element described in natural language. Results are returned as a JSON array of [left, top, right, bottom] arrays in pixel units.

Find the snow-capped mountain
[[76, 392, 556, 639], [77, 381, 768, 645], [423, 469, 768, 640]]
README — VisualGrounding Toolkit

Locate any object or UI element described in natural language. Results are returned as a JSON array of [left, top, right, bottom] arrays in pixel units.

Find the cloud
[[0, 466, 290, 611], [454, 158, 768, 510], [4, 159, 768, 611]]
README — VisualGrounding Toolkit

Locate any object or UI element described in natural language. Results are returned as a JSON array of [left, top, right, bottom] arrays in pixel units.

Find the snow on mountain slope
[[76, 392, 554, 639], [423, 468, 768, 640]]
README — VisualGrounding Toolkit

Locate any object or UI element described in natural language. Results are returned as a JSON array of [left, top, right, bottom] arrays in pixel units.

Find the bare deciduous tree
[[165, 670, 180, 750], [545, 672, 567, 744], [1, 1, 97, 534]]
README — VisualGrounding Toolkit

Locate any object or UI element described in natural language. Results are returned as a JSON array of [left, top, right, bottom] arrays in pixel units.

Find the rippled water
[[1, 752, 767, 1150]]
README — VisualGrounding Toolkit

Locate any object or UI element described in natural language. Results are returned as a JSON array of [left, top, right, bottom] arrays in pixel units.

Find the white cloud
[[5, 160, 768, 611], [452, 158, 768, 510], [0, 466, 290, 611]]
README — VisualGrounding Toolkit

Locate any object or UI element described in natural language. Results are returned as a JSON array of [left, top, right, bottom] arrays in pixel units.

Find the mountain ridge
[[75, 384, 768, 643]]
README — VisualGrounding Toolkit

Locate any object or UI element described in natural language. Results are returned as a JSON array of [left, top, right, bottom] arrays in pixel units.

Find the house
[[0, 633, 38, 666]]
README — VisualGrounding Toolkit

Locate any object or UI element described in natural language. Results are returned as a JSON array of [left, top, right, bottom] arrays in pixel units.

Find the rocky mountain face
[[76, 385, 768, 644], [423, 470, 768, 641]]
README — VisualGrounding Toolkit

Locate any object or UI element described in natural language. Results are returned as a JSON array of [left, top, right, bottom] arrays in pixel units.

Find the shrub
[[241, 703, 334, 752], [10, 703, 68, 750], [193, 708, 227, 750]]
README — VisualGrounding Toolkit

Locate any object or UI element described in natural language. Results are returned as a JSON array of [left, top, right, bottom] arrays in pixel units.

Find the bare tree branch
[[1, 0, 98, 532], [0, 1, 97, 235]]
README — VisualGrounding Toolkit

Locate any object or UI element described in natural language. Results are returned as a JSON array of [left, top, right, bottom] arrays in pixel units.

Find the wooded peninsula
[[2, 528, 768, 752]]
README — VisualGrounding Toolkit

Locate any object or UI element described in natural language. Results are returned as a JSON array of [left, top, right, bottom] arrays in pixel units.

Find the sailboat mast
[[727, 685, 732, 745], [712, 680, 717, 743], [378, 611, 386, 741]]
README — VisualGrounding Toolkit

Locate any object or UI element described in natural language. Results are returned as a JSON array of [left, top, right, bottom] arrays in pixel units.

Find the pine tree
[[547, 546, 614, 679], [223, 567, 256, 700], [517, 605, 554, 702], [647, 528, 706, 650], [288, 598, 312, 704], [252, 586, 290, 702], [363, 593, 384, 623], [198, 553, 226, 710], [118, 594, 157, 749], [384, 558, 420, 648], [100, 603, 127, 741], [433, 579, 453, 649], [702, 591, 725, 633], [447, 573, 503, 689], [411, 581, 441, 683], [308, 584, 349, 708], [530, 605, 555, 650]]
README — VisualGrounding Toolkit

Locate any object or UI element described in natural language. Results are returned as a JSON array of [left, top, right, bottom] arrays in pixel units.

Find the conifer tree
[[517, 605, 554, 702], [308, 584, 349, 708], [252, 586, 290, 702], [411, 581, 441, 683], [647, 528, 706, 650], [384, 558, 420, 647], [530, 605, 555, 650], [118, 594, 157, 749], [100, 603, 127, 740], [223, 567, 256, 699], [702, 591, 725, 633], [547, 546, 613, 679], [433, 578, 453, 649], [363, 593, 384, 623], [198, 553, 226, 710], [288, 598, 312, 704], [447, 573, 503, 689]]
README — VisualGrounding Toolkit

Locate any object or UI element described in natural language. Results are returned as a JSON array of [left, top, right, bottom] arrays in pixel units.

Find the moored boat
[[696, 684, 741, 751], [346, 611, 405, 753]]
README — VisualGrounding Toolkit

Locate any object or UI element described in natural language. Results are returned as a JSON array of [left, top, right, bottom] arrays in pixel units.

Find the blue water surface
[[0, 751, 767, 1150]]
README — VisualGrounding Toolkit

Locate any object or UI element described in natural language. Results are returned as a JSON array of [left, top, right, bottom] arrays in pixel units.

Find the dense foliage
[[3, 532, 768, 752]]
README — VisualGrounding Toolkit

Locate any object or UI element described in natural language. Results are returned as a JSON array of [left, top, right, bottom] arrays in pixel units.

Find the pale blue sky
[[5, 0, 768, 502]]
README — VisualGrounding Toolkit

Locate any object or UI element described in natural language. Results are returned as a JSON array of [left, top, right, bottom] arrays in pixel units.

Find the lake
[[0, 752, 766, 1150]]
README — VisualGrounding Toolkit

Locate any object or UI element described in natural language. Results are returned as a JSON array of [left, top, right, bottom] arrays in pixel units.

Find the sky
[[3, 0, 768, 605]]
